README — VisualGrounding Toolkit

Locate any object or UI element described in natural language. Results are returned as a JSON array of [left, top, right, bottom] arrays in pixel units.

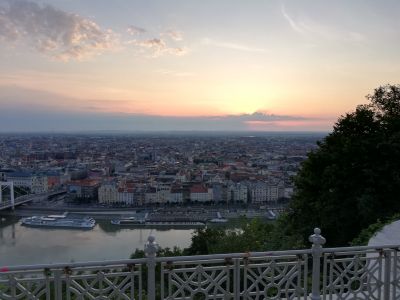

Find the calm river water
[[0, 216, 194, 266]]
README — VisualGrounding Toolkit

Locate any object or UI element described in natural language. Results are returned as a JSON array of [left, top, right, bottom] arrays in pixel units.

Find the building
[[117, 187, 135, 205], [248, 181, 285, 204], [67, 179, 100, 200], [211, 183, 226, 203], [47, 171, 70, 191], [31, 176, 48, 194], [144, 184, 178, 205], [266, 182, 285, 203], [190, 184, 212, 203], [248, 181, 267, 204], [6, 171, 48, 194], [98, 181, 138, 205], [98, 183, 118, 204], [156, 184, 171, 204], [144, 187, 158, 204], [228, 182, 248, 204], [169, 185, 184, 203]]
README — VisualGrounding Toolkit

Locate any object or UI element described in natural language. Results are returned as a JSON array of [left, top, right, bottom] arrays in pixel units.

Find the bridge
[[0, 182, 66, 210]]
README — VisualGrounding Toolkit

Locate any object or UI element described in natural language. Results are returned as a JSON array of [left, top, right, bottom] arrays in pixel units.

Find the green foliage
[[130, 246, 185, 259], [351, 213, 400, 246], [130, 218, 289, 258], [284, 85, 400, 246], [264, 212, 307, 250], [186, 226, 228, 255], [186, 218, 274, 254]]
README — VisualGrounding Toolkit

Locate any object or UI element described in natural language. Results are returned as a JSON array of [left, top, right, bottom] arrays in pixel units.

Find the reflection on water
[[0, 216, 194, 266]]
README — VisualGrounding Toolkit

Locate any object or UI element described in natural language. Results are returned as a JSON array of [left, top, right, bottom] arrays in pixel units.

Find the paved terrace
[[0, 228, 399, 299]]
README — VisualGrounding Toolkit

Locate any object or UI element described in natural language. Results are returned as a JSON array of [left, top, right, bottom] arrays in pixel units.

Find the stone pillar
[[309, 228, 326, 300], [144, 235, 159, 300]]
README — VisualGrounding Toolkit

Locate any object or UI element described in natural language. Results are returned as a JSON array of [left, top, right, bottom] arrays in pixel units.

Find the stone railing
[[1, 228, 400, 299]]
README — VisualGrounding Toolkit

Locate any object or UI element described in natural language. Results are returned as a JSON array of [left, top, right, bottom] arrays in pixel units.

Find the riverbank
[[0, 205, 281, 221]]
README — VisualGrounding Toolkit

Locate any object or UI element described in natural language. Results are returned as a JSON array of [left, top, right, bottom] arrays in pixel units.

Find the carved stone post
[[309, 228, 326, 300], [144, 235, 159, 300]]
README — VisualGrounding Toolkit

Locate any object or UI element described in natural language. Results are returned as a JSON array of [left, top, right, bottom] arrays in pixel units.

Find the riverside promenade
[[0, 203, 283, 221]]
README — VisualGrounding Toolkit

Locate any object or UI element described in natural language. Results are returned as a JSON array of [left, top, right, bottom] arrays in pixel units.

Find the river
[[0, 216, 195, 266]]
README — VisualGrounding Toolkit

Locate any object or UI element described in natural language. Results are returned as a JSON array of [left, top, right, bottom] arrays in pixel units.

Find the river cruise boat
[[111, 218, 205, 228], [111, 217, 145, 225], [208, 212, 228, 223], [208, 218, 228, 223], [21, 216, 95, 229], [144, 221, 206, 228]]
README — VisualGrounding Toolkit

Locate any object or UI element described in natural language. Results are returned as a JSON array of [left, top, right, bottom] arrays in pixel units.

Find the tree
[[185, 227, 226, 255], [284, 85, 400, 246]]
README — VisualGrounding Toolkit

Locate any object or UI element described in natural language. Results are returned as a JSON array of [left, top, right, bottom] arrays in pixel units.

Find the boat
[[21, 216, 95, 229], [144, 221, 206, 228], [47, 212, 68, 219], [208, 212, 228, 223], [208, 218, 228, 223], [110, 218, 205, 228], [111, 217, 145, 225], [267, 210, 277, 220]]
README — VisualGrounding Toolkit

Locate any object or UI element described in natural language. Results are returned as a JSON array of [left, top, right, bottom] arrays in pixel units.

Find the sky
[[0, 0, 399, 132]]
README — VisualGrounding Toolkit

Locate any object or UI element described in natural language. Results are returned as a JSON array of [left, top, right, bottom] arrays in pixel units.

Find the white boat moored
[[21, 215, 95, 229]]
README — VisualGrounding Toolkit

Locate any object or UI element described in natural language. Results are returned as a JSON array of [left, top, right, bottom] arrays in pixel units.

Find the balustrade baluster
[[144, 235, 158, 300], [309, 228, 326, 300]]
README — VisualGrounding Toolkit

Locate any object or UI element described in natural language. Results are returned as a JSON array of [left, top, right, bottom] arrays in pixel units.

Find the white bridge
[[0, 182, 66, 210], [0, 181, 15, 210]]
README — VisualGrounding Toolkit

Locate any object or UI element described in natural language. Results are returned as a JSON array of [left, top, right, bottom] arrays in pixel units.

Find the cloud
[[0, 85, 331, 132], [127, 25, 146, 35], [0, 0, 118, 61], [202, 38, 266, 53], [0, 109, 329, 132], [137, 38, 166, 49], [162, 30, 183, 41], [127, 27, 188, 57], [0, 0, 188, 60], [232, 112, 306, 122], [281, 4, 366, 44], [155, 69, 195, 77], [281, 5, 305, 34], [132, 38, 188, 57]]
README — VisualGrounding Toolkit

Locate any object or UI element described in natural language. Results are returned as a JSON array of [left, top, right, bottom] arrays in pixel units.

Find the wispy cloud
[[125, 25, 188, 57], [202, 38, 266, 53], [127, 25, 146, 35], [281, 5, 305, 34], [155, 69, 195, 77], [0, 0, 118, 61], [281, 4, 366, 44], [136, 38, 166, 49], [130, 37, 188, 57], [162, 30, 183, 41]]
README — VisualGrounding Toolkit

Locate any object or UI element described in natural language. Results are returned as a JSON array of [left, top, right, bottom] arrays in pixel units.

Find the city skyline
[[1, 0, 400, 131]]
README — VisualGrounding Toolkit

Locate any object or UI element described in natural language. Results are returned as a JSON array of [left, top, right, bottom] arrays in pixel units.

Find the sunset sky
[[1, 0, 399, 132]]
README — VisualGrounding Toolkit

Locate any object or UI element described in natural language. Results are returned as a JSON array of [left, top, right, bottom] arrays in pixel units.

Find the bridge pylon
[[0, 182, 15, 210]]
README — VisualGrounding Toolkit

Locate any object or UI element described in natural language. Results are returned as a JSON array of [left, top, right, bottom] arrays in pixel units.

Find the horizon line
[[0, 129, 329, 135]]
